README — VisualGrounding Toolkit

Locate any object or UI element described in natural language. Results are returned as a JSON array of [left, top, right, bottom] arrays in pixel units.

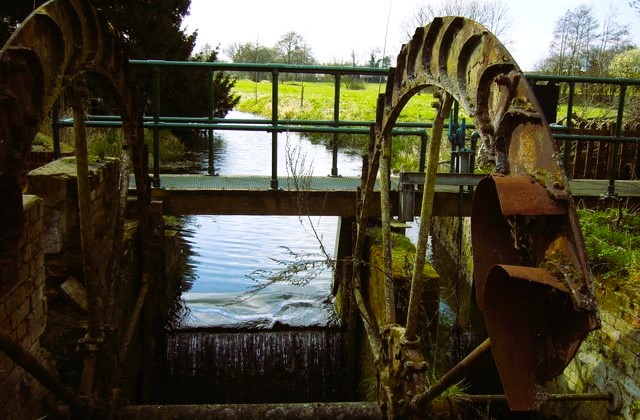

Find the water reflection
[[180, 214, 339, 328], [178, 111, 360, 328], [174, 111, 454, 333]]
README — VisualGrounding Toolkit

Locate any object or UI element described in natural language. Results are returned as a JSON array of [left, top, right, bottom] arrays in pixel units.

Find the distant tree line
[[224, 31, 314, 82], [223, 31, 392, 84], [532, 4, 639, 124], [403, 1, 639, 123]]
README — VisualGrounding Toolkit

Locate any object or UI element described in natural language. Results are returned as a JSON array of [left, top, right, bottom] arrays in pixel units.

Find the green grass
[[578, 206, 640, 291], [44, 127, 187, 167], [556, 103, 619, 124], [87, 128, 124, 159], [233, 78, 439, 123]]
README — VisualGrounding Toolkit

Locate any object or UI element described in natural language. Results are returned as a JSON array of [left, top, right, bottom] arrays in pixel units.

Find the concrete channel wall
[[431, 216, 640, 419]]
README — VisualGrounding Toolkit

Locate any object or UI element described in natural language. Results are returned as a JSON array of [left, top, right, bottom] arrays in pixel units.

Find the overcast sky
[[182, 0, 640, 71]]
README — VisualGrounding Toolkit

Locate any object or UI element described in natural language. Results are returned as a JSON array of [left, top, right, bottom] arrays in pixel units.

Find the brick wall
[[544, 283, 640, 419], [0, 156, 175, 412], [0, 195, 51, 419], [26, 157, 120, 290]]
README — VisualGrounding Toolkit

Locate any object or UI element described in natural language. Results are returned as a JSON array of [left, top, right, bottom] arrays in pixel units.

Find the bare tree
[[590, 6, 632, 77], [232, 138, 334, 302], [275, 31, 315, 65], [544, 5, 600, 75], [537, 4, 634, 76], [401, 0, 511, 40], [224, 41, 278, 81], [349, 49, 359, 67]]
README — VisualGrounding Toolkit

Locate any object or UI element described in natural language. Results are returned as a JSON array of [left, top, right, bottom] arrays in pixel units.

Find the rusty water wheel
[[369, 16, 600, 413], [0, 0, 151, 416]]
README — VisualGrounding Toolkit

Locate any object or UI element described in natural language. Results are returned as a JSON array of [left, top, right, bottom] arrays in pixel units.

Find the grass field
[[233, 78, 440, 123]]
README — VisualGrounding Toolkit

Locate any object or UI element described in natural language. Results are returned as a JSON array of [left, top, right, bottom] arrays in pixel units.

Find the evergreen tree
[[0, 0, 195, 60], [0, 1, 35, 45]]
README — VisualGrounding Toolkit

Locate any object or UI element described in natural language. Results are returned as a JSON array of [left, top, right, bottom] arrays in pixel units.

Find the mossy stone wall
[[544, 282, 640, 419]]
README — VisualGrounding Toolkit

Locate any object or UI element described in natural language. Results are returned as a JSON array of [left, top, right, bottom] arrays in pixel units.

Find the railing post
[[207, 68, 217, 176], [271, 68, 279, 189], [564, 81, 575, 170], [331, 73, 341, 177], [152, 65, 161, 187], [448, 101, 460, 173], [52, 99, 61, 159], [470, 131, 479, 173], [418, 132, 428, 172], [607, 83, 627, 196]]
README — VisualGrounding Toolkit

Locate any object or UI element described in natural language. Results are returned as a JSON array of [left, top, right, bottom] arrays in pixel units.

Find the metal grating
[[130, 174, 386, 191], [128, 175, 640, 198]]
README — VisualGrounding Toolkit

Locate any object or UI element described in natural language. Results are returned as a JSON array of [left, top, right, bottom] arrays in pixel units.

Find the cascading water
[[178, 214, 340, 329], [166, 328, 346, 404], [163, 111, 361, 403]]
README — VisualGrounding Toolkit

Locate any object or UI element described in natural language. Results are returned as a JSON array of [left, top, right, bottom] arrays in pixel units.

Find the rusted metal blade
[[489, 174, 566, 216], [482, 264, 598, 411], [370, 14, 602, 414], [472, 174, 567, 310], [471, 174, 599, 411]]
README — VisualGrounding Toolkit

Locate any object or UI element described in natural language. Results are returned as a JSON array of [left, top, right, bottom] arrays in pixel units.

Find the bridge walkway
[[130, 175, 640, 217]]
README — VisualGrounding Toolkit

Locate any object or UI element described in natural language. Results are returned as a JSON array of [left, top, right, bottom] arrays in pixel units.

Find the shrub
[[32, 132, 53, 148], [88, 128, 123, 159], [578, 206, 640, 287], [144, 129, 186, 163]]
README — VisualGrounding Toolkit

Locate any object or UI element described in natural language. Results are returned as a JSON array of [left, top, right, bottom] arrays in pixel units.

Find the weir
[[165, 329, 346, 404], [1, 0, 640, 419]]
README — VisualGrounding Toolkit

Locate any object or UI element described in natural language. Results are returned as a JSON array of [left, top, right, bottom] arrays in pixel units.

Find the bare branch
[[401, 0, 512, 42]]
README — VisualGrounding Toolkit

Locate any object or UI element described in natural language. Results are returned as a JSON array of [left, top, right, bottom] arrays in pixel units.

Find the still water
[[179, 111, 363, 328]]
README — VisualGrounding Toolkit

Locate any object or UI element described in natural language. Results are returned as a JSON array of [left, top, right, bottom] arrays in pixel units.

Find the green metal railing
[[525, 73, 640, 196], [135, 60, 432, 189], [57, 61, 433, 189], [53, 61, 640, 194]]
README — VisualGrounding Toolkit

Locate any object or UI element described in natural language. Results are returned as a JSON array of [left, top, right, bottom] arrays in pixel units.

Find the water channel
[[164, 111, 443, 404], [178, 111, 367, 329]]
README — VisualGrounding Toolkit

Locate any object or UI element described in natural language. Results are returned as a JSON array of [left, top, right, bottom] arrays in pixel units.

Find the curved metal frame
[[0, 0, 150, 414], [356, 16, 600, 415], [0, 0, 148, 209]]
